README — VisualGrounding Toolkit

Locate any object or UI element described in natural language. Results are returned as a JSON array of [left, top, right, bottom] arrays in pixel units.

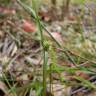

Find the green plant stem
[[36, 18, 48, 96], [32, 1, 49, 96]]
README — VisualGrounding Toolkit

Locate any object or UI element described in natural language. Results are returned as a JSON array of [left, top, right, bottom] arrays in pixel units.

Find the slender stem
[[32, 1, 48, 96], [49, 63, 53, 95], [36, 19, 48, 96]]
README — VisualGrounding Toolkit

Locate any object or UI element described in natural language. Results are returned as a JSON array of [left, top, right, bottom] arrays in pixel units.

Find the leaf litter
[[0, 0, 96, 96]]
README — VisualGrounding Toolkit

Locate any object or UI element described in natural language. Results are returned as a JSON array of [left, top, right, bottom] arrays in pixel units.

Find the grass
[[1, 0, 96, 96], [13, 0, 96, 95], [32, 0, 49, 95]]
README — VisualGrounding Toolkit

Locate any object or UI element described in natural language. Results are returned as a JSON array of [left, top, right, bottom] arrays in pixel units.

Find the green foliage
[[0, 0, 11, 6], [74, 76, 96, 89], [71, 0, 85, 4]]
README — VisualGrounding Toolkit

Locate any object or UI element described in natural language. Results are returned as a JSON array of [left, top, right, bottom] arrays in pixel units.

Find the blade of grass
[[32, 1, 49, 96], [74, 76, 96, 89], [2, 73, 17, 96]]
